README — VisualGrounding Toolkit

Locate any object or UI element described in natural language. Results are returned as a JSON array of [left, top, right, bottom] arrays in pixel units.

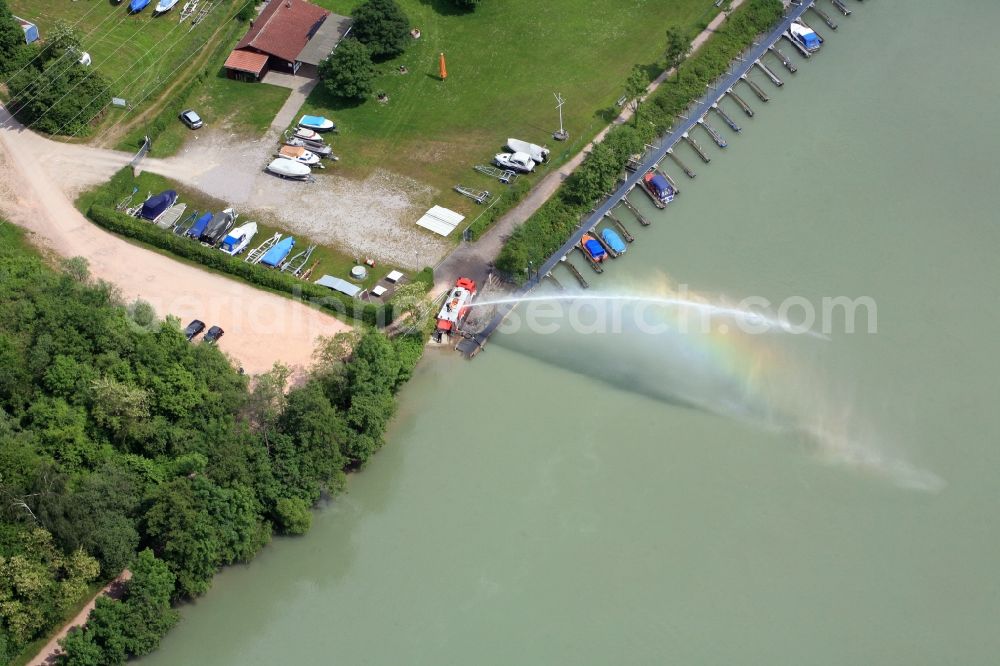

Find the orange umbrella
[[439, 52, 447, 80]]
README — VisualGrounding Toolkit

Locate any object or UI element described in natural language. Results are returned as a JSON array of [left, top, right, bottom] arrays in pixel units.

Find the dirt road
[[0, 107, 350, 375]]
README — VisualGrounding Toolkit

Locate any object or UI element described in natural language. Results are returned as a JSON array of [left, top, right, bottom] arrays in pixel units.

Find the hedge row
[[88, 205, 392, 326], [494, 0, 784, 281]]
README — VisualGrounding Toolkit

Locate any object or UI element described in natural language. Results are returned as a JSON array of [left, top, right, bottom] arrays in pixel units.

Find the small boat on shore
[[581, 234, 607, 262], [601, 228, 627, 255], [290, 127, 324, 145], [284, 136, 337, 159], [220, 222, 258, 256], [129, 0, 152, 13], [493, 151, 536, 173], [506, 138, 549, 164], [200, 208, 237, 246], [435, 277, 477, 339], [298, 115, 336, 133], [265, 158, 312, 181], [277, 145, 321, 166], [139, 190, 177, 222], [789, 20, 822, 52], [260, 236, 295, 267], [186, 211, 212, 239], [154, 0, 179, 14], [639, 171, 675, 209]]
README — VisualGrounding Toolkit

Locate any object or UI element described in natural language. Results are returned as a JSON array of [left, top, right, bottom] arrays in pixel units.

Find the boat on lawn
[[639, 171, 675, 209], [298, 115, 336, 132], [219, 222, 258, 256], [493, 151, 536, 173], [185, 211, 212, 239], [265, 158, 312, 180], [435, 277, 477, 339], [138, 190, 177, 222], [277, 145, 321, 166], [129, 0, 152, 13], [259, 236, 295, 267], [154, 0, 179, 14], [788, 19, 822, 52], [200, 208, 238, 246], [290, 127, 325, 145], [581, 234, 607, 262], [506, 138, 549, 164], [601, 228, 627, 255], [284, 136, 337, 159]]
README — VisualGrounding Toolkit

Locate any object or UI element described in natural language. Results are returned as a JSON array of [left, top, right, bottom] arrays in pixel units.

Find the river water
[[141, 2, 1000, 664]]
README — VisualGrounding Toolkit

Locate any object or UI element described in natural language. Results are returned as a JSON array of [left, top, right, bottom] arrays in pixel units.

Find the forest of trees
[[0, 221, 429, 665]]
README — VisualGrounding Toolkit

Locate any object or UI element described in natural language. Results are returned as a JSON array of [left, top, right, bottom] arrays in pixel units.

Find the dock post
[[545, 273, 565, 291], [798, 17, 827, 43], [726, 88, 755, 117], [697, 119, 727, 149], [605, 212, 635, 242], [620, 199, 650, 227], [711, 103, 741, 133], [768, 45, 797, 73], [810, 3, 838, 30], [755, 60, 784, 87], [562, 260, 590, 289], [575, 246, 605, 273], [830, 0, 851, 16], [782, 32, 811, 58], [740, 75, 769, 103], [666, 148, 696, 178], [681, 133, 711, 163]]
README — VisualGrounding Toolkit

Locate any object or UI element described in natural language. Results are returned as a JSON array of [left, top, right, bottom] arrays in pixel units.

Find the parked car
[[179, 109, 203, 129], [184, 319, 205, 340], [204, 325, 224, 344]]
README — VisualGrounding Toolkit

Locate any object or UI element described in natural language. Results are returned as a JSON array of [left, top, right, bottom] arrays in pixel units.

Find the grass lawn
[[303, 0, 719, 219]]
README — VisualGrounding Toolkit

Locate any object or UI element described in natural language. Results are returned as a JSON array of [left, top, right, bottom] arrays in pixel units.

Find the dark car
[[184, 319, 206, 340], [204, 325, 224, 344], [179, 109, 203, 130]]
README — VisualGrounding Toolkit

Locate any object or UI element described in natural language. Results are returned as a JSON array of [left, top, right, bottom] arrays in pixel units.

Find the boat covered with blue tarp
[[260, 236, 295, 267], [640, 171, 675, 208], [139, 190, 177, 221], [298, 115, 335, 132], [601, 228, 627, 255], [186, 212, 212, 239], [129, 0, 152, 13]]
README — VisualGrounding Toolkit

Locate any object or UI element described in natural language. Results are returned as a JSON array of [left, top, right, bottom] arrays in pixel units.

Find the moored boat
[[200, 207, 237, 246], [601, 228, 627, 255], [265, 158, 312, 180], [260, 236, 295, 267], [277, 145, 321, 165], [138, 190, 177, 222], [581, 234, 607, 262], [298, 115, 336, 132], [219, 222, 258, 256], [639, 171, 675, 208], [435, 277, 477, 338], [789, 20, 822, 52]]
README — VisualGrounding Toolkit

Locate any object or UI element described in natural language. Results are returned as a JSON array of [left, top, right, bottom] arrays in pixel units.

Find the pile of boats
[[266, 116, 339, 182]]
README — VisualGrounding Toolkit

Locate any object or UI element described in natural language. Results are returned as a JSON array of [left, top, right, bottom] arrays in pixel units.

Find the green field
[[6, 0, 280, 141], [304, 0, 718, 216]]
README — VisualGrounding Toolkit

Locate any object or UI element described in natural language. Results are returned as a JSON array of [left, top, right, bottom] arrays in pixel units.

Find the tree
[[319, 39, 376, 101], [624, 64, 649, 113], [350, 0, 410, 60], [0, 0, 24, 75], [274, 498, 311, 535], [664, 27, 691, 81]]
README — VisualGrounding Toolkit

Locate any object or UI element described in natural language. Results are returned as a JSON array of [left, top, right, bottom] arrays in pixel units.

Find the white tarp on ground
[[416, 205, 464, 236], [385, 270, 404, 283], [316, 274, 362, 298]]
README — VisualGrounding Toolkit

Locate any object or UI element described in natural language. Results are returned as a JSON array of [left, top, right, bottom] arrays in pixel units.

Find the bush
[[412, 266, 434, 289], [274, 497, 312, 535], [494, 0, 783, 281], [319, 39, 376, 101]]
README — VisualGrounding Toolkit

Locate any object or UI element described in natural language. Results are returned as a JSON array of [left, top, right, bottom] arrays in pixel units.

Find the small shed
[[316, 274, 362, 298], [385, 270, 404, 283], [14, 16, 38, 44], [416, 206, 464, 237]]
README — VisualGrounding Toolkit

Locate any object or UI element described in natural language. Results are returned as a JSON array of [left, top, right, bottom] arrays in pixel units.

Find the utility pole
[[552, 92, 568, 141]]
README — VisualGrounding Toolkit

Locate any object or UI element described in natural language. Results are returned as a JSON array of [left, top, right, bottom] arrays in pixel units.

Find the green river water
[[141, 2, 1000, 664]]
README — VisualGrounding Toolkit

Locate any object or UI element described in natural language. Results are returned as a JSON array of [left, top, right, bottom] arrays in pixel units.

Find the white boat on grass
[[493, 151, 536, 173], [219, 222, 258, 256], [266, 158, 313, 181], [506, 138, 549, 164], [277, 145, 321, 166], [155, 0, 179, 14]]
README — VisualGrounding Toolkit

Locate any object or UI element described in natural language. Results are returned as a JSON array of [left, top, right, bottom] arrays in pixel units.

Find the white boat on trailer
[[276, 145, 322, 166], [493, 151, 536, 173], [265, 158, 313, 181], [284, 136, 337, 160], [506, 138, 549, 164], [220, 222, 258, 256]]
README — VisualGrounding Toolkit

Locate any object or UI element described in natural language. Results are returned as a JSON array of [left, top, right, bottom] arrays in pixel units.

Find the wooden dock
[[619, 198, 650, 227], [605, 211, 635, 243], [667, 149, 696, 178]]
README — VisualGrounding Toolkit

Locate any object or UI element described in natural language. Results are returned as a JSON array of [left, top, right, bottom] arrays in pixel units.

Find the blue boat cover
[[187, 212, 212, 238], [803, 33, 820, 49], [299, 115, 333, 129], [584, 239, 606, 259], [601, 228, 627, 254], [139, 190, 176, 220], [260, 237, 294, 267], [649, 174, 671, 195], [130, 0, 151, 11]]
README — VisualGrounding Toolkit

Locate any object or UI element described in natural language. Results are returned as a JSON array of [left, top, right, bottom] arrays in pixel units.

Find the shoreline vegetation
[[493, 0, 784, 282], [0, 220, 432, 665]]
